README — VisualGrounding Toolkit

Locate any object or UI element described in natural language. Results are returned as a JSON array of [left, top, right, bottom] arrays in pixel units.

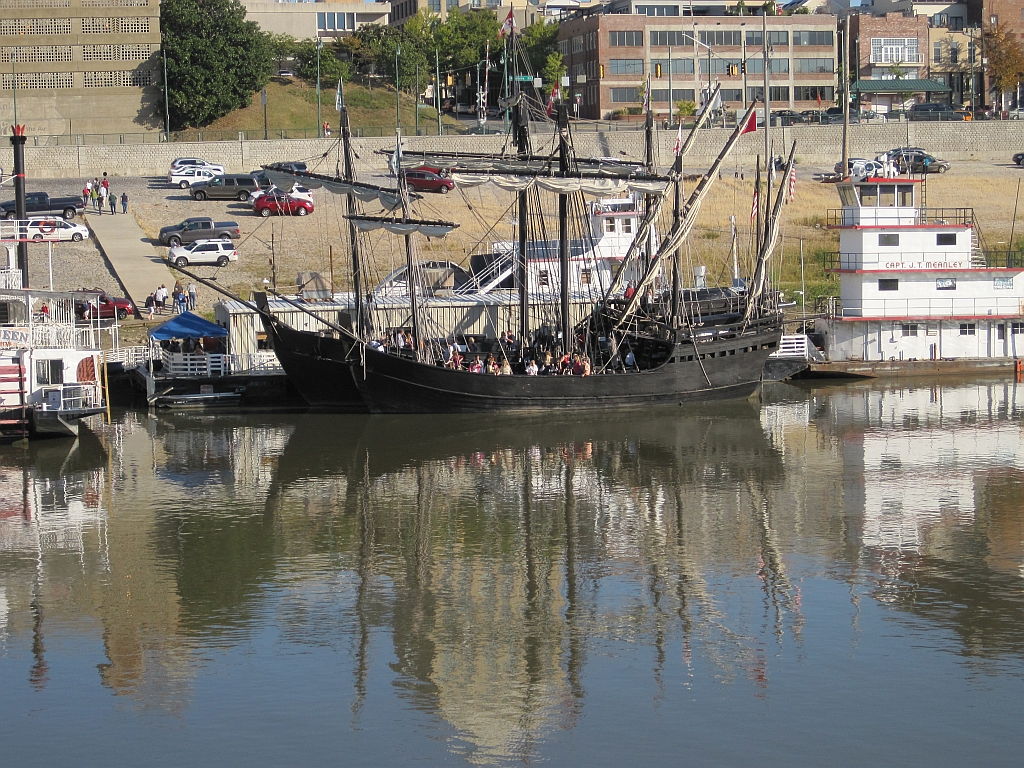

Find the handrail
[[826, 208, 974, 227], [822, 250, 1018, 271]]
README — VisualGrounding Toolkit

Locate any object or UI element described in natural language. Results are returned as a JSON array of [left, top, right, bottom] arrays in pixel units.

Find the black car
[[277, 161, 308, 173], [1013, 152, 1024, 166], [907, 103, 964, 121], [771, 109, 806, 126]]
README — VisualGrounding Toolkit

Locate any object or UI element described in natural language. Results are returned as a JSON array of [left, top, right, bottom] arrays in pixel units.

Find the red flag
[[740, 110, 756, 135], [750, 186, 759, 223], [499, 8, 516, 38], [788, 165, 796, 202], [816, 92, 822, 108], [673, 121, 684, 156], [546, 83, 559, 117]]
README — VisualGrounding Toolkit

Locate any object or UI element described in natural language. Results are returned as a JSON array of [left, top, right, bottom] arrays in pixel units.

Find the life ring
[[39, 221, 56, 235]]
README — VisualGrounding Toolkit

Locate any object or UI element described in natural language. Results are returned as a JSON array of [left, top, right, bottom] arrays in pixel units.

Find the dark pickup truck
[[158, 217, 241, 247], [1, 192, 84, 221]]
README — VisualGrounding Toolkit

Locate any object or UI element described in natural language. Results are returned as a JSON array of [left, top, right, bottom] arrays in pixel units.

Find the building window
[[572, 36, 584, 53], [950, 43, 959, 63], [651, 30, 693, 47], [652, 87, 694, 102], [1012, 322, 1024, 334], [604, 218, 615, 233], [746, 31, 789, 47], [879, 234, 900, 246], [81, 0, 153, 5], [959, 323, 975, 335], [609, 31, 643, 47], [878, 278, 899, 291], [936, 278, 957, 290], [538, 271, 550, 287], [795, 58, 834, 73], [994, 276, 1013, 289], [651, 58, 693, 75], [901, 323, 918, 337], [769, 86, 789, 102], [81, 16, 151, 34], [1, 71, 74, 89], [317, 12, 355, 31], [580, 269, 592, 284], [933, 42, 942, 63], [698, 30, 742, 47], [0, 17, 72, 35], [82, 44, 152, 61], [998, 324, 1005, 340], [870, 38, 920, 64], [794, 85, 835, 101], [792, 30, 833, 47], [636, 5, 679, 16], [610, 87, 639, 103], [83, 69, 154, 87], [609, 59, 644, 75], [558, 40, 569, 56], [721, 88, 743, 102], [700, 58, 742, 75], [936, 233, 956, 246], [0, 46, 73, 63], [35, 359, 63, 386]]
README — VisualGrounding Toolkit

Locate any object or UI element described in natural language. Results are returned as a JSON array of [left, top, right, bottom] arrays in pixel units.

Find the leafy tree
[[541, 51, 565, 96], [294, 40, 349, 87], [985, 23, 1024, 98], [161, 0, 272, 129], [520, 20, 560, 76]]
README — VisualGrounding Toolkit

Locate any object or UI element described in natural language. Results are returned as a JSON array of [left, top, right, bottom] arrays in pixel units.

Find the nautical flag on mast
[[546, 82, 559, 116], [750, 185, 759, 223], [335, 77, 344, 112], [788, 165, 797, 202], [673, 121, 684, 155], [499, 8, 516, 37], [643, 73, 651, 112], [739, 110, 757, 135]]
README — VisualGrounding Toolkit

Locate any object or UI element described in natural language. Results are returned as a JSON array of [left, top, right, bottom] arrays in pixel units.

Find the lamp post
[[316, 38, 323, 137]]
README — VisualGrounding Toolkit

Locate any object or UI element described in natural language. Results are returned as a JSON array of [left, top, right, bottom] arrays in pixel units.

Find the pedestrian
[[98, 184, 107, 213], [108, 190, 116, 214], [82, 181, 90, 208], [176, 289, 187, 315], [121, 191, 129, 214], [101, 172, 108, 191], [90, 185, 99, 211], [187, 282, 197, 311], [144, 292, 155, 319], [156, 284, 167, 314]]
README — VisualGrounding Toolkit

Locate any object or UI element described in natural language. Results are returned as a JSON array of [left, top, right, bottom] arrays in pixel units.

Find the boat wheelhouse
[[818, 177, 1024, 361]]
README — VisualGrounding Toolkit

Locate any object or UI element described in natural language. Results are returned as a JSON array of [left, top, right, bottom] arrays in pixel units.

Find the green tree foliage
[[520, 20, 560, 79], [541, 52, 565, 96], [294, 41, 350, 87], [985, 23, 1024, 96], [161, 0, 272, 129]]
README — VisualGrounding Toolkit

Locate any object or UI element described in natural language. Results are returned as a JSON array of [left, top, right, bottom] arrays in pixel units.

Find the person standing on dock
[[187, 282, 197, 311]]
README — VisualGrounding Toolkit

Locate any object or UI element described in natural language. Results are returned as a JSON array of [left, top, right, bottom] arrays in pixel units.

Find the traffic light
[[465, 72, 471, 86], [599, 64, 605, 78], [447, 73, 453, 86], [740, 61, 746, 74], [727, 64, 739, 76], [655, 63, 663, 78]]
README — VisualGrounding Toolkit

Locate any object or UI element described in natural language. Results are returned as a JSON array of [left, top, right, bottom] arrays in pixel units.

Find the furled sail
[[346, 215, 458, 238], [450, 173, 669, 196], [262, 166, 416, 210]]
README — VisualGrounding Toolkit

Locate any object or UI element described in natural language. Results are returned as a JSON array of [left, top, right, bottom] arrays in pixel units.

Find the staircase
[[466, 248, 516, 294], [0, 358, 29, 440]]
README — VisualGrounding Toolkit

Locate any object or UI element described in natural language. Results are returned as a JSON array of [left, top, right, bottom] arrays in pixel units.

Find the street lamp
[[316, 38, 323, 138]]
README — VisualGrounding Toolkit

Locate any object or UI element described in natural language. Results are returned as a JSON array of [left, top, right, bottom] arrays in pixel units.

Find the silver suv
[[167, 238, 238, 267]]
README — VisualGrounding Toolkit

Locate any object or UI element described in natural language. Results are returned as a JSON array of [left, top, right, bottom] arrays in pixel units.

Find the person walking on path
[[108, 190, 116, 214], [144, 292, 155, 319], [83, 180, 91, 207], [155, 284, 167, 314], [101, 172, 109, 192], [98, 184, 107, 214], [187, 282, 197, 311], [121, 191, 129, 214], [90, 185, 99, 211]]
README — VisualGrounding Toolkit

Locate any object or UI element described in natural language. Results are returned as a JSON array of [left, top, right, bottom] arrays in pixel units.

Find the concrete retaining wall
[[0, 121, 1020, 179]]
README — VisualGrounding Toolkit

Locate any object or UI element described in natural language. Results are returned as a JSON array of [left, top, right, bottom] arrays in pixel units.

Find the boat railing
[[770, 335, 826, 362], [834, 297, 1024, 318], [108, 345, 152, 367], [30, 323, 78, 349], [160, 349, 227, 377], [0, 269, 22, 289], [822, 251, 996, 272], [38, 383, 102, 412], [826, 208, 974, 228], [228, 350, 283, 374]]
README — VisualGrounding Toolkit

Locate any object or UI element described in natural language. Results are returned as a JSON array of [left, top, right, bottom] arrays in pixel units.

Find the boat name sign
[[0, 327, 31, 347]]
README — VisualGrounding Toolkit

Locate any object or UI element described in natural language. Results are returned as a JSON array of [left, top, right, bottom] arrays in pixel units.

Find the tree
[[161, 0, 273, 129], [294, 40, 349, 87], [520, 20, 559, 77], [985, 23, 1024, 99], [541, 52, 565, 97]]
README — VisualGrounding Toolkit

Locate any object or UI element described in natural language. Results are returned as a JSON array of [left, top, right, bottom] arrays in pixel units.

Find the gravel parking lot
[[19, 153, 1024, 321]]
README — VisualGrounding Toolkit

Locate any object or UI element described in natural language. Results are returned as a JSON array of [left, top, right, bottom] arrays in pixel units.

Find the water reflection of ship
[[265, 405, 802, 761]]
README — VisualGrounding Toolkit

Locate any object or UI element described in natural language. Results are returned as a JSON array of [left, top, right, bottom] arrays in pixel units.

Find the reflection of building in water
[[825, 383, 1024, 556]]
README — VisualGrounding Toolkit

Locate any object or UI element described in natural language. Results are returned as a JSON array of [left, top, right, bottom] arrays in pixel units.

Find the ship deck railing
[[826, 297, 1024, 318], [826, 208, 974, 228], [147, 349, 282, 377], [822, 251, 1015, 271], [38, 383, 102, 412]]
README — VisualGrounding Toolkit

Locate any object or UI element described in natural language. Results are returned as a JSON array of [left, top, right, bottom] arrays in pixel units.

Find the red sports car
[[253, 193, 314, 217]]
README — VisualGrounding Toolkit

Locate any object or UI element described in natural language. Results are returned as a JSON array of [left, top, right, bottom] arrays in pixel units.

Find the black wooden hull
[[353, 325, 783, 414], [261, 316, 366, 411]]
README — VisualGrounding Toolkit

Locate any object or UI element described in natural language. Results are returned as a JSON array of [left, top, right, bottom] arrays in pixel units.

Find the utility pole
[[261, 88, 268, 140], [316, 38, 323, 137], [435, 49, 442, 136], [162, 46, 171, 136], [668, 45, 673, 125], [395, 44, 401, 132], [841, 15, 850, 177], [415, 64, 420, 135]]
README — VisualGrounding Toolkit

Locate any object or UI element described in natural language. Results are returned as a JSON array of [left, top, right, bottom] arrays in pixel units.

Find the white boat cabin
[[819, 177, 1024, 361]]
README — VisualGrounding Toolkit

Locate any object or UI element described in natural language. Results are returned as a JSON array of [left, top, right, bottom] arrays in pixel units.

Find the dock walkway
[[87, 209, 170, 316]]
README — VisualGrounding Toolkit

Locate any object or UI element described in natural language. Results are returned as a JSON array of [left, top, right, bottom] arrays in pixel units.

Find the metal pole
[[668, 45, 673, 125], [395, 45, 401, 132], [163, 46, 170, 135], [11, 48, 17, 127], [800, 237, 805, 321], [435, 49, 442, 136], [262, 88, 268, 140], [841, 16, 850, 176], [48, 241, 52, 290], [271, 231, 276, 291], [762, 13, 771, 250], [316, 38, 323, 138], [556, 104, 570, 355], [10, 127, 27, 286], [415, 64, 420, 135]]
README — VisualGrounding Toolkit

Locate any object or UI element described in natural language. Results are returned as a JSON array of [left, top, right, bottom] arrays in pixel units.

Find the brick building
[[0, 0, 163, 137], [556, 10, 839, 120]]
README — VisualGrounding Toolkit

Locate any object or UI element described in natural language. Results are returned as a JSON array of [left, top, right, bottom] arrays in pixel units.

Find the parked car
[[405, 169, 454, 194], [167, 239, 238, 267], [73, 290, 134, 321], [893, 149, 950, 173], [169, 167, 218, 189], [159, 217, 241, 247], [276, 161, 308, 173], [25, 217, 88, 242], [908, 103, 963, 121], [0, 191, 84, 221], [251, 184, 314, 205], [191, 174, 261, 201], [771, 109, 806, 126], [800, 109, 827, 124], [1009, 108, 1024, 120], [253, 193, 314, 217], [1012, 151, 1024, 166], [834, 158, 885, 177], [169, 158, 224, 172]]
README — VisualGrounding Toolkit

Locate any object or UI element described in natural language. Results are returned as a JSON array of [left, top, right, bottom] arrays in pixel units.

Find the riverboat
[[816, 176, 1024, 362]]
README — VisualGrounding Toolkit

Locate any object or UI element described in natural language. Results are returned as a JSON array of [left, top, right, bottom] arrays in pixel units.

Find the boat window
[[837, 185, 858, 207], [604, 218, 616, 233], [623, 218, 634, 234], [879, 185, 896, 207], [858, 185, 878, 206], [878, 278, 899, 291], [538, 270, 550, 287], [580, 269, 592, 285], [35, 359, 63, 386], [937, 278, 957, 291], [879, 234, 899, 246], [936, 233, 956, 246], [898, 185, 914, 206], [0, 301, 10, 324]]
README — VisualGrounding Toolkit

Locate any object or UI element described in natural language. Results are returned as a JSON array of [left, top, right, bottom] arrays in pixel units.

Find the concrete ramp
[[86, 209, 170, 316]]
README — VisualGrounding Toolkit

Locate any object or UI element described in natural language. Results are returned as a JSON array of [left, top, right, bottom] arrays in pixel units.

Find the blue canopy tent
[[148, 312, 227, 341]]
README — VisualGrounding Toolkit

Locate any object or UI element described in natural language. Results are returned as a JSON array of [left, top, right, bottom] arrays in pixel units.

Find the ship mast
[[556, 103, 571, 355], [761, 12, 772, 255], [511, 34, 531, 360], [338, 78, 366, 338]]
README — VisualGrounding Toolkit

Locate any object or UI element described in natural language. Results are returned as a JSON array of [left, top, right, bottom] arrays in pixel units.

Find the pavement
[[86, 206, 171, 317]]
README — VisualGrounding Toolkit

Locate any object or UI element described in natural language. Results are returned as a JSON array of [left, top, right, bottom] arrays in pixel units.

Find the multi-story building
[[0, 0, 163, 137], [240, 0, 391, 41], [557, 9, 839, 120], [929, 24, 981, 106]]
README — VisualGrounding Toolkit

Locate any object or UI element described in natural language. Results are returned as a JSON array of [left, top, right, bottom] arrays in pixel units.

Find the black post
[[515, 99, 530, 360], [11, 126, 27, 287], [556, 104, 571, 355]]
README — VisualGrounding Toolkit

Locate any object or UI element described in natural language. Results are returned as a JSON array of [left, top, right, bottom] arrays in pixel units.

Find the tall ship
[[254, 30, 790, 413]]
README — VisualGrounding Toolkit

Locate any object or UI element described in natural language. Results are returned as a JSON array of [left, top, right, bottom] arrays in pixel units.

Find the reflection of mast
[[563, 445, 583, 701], [748, 482, 803, 647], [351, 448, 373, 720]]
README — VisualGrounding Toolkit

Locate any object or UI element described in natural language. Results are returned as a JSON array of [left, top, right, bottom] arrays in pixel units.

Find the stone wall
[[0, 121, 1018, 179]]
